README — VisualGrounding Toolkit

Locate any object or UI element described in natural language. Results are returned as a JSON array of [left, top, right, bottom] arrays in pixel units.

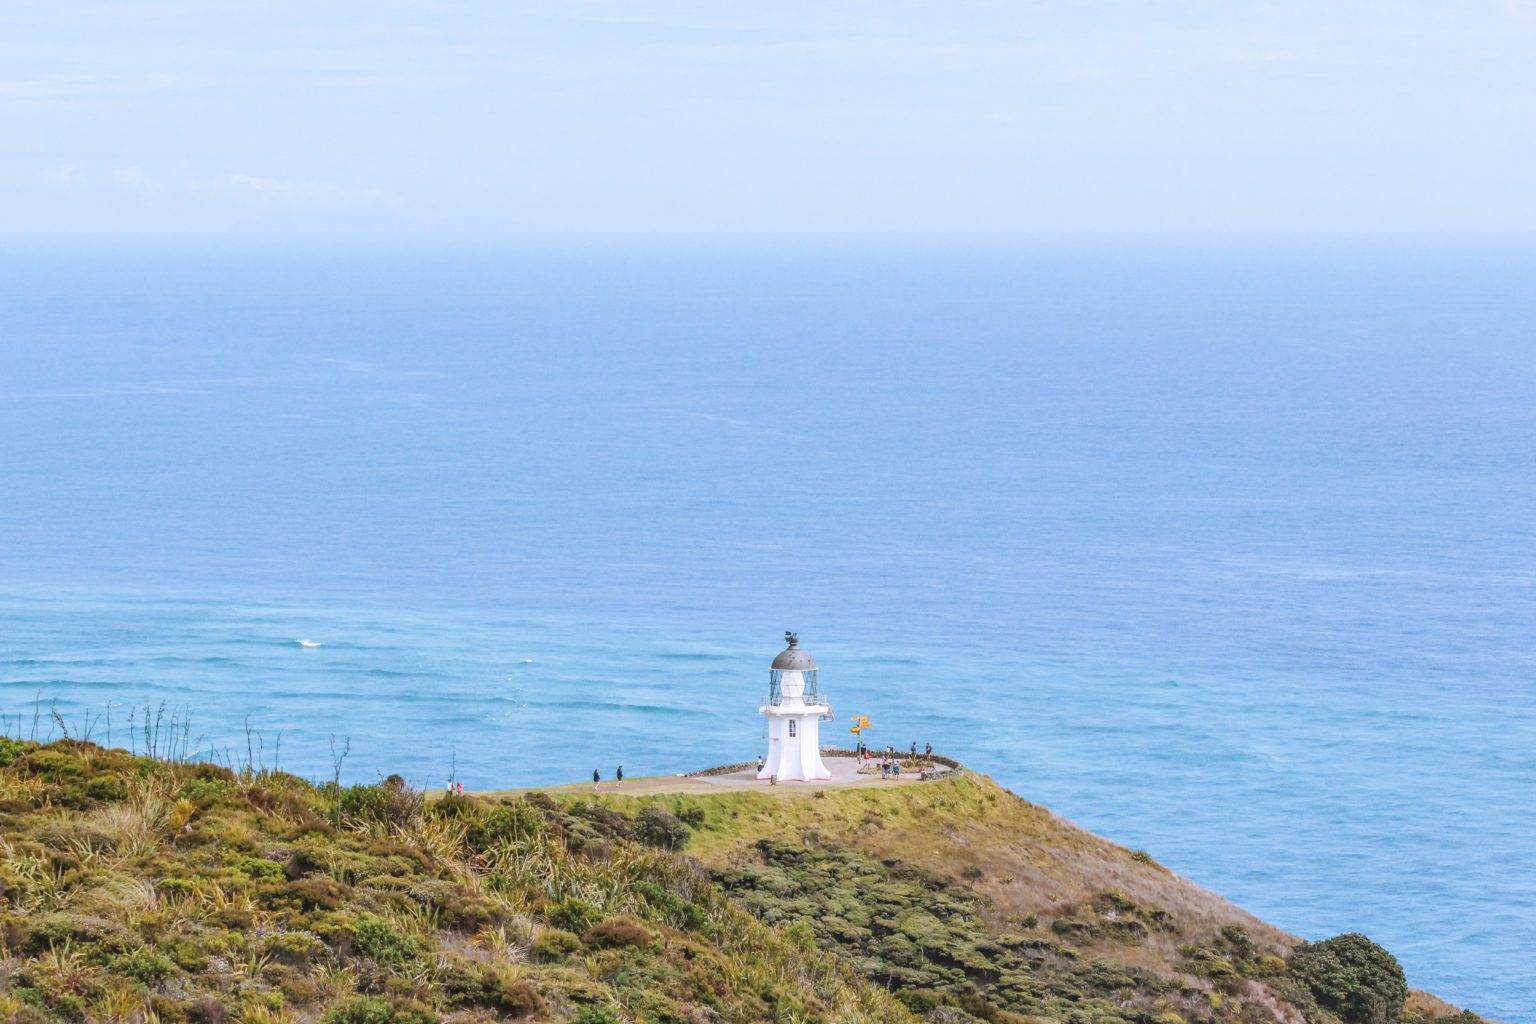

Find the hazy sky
[[4, 1, 1535, 239]]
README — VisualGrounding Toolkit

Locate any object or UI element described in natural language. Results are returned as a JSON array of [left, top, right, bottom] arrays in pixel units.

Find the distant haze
[[4, 1, 1536, 240]]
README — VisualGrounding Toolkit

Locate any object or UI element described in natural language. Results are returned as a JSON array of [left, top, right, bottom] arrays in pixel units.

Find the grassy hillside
[[0, 739, 1488, 1024], [565, 774, 1483, 1024]]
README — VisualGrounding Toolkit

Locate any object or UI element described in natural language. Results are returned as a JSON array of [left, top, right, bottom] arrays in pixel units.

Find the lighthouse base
[[757, 709, 832, 782]]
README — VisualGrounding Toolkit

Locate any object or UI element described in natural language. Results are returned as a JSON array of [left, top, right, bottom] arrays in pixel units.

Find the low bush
[[112, 947, 177, 983], [236, 855, 285, 879], [634, 806, 690, 850], [339, 776, 424, 830], [464, 801, 543, 848], [532, 928, 583, 961], [286, 874, 350, 910], [266, 931, 326, 966], [350, 913, 423, 970], [582, 917, 655, 949], [545, 896, 600, 934], [326, 996, 438, 1024], [441, 961, 543, 1018]]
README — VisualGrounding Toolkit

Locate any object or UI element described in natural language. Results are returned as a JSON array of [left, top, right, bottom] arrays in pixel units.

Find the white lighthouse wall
[[758, 716, 782, 779], [793, 713, 831, 780], [757, 711, 831, 781]]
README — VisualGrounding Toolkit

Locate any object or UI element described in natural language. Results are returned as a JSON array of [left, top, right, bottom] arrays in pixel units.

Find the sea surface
[[2, 242, 1533, 1021]]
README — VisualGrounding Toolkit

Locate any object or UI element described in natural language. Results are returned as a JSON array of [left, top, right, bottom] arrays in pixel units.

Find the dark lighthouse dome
[[771, 631, 817, 671]]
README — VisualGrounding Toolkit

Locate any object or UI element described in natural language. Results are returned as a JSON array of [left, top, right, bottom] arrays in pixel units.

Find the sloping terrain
[[567, 771, 1485, 1024], [0, 739, 1488, 1024], [0, 738, 906, 1024]]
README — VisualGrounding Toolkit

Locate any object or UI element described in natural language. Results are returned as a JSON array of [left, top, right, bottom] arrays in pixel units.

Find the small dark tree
[[634, 806, 691, 850], [1288, 933, 1408, 1024]]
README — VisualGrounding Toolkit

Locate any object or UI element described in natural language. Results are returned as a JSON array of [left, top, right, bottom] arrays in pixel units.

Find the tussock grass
[[0, 739, 914, 1024], [0, 737, 1489, 1024]]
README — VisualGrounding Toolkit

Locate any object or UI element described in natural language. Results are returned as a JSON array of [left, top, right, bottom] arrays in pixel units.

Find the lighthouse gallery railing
[[766, 667, 826, 706]]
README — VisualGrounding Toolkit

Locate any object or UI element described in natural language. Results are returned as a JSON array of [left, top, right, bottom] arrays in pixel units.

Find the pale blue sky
[[4, 1, 1535, 239]]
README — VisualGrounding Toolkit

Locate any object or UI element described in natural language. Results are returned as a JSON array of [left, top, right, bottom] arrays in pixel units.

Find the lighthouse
[[757, 631, 833, 782]]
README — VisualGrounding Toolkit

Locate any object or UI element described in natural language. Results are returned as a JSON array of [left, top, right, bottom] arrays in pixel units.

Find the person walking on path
[[592, 768, 601, 791], [616, 765, 624, 788]]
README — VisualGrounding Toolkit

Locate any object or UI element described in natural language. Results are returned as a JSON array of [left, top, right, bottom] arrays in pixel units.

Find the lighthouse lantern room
[[757, 631, 833, 782]]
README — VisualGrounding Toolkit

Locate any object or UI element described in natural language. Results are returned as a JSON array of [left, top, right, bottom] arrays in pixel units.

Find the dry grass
[[578, 771, 1290, 947]]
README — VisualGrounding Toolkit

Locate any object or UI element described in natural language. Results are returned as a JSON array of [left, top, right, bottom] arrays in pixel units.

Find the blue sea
[[2, 242, 1533, 1021]]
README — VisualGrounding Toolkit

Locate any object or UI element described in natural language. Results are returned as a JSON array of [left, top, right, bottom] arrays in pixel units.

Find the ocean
[[2, 241, 1532, 1020]]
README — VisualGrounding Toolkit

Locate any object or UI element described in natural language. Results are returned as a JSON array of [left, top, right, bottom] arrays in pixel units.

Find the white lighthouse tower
[[757, 631, 833, 782]]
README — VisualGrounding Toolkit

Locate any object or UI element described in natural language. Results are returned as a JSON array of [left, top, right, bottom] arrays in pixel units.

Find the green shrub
[[286, 874, 350, 910], [573, 1007, 623, 1024], [441, 961, 544, 1017], [634, 806, 690, 850], [430, 790, 473, 817], [339, 776, 424, 829], [326, 996, 438, 1024], [112, 947, 177, 983], [532, 928, 583, 961], [161, 937, 207, 972], [180, 776, 234, 807], [464, 801, 543, 849], [26, 749, 84, 781], [236, 856, 285, 879], [545, 896, 600, 934], [22, 912, 117, 952], [676, 805, 706, 828], [1288, 933, 1408, 1024], [351, 913, 423, 969], [0, 737, 30, 767], [265, 930, 326, 965], [572, 803, 634, 840], [84, 774, 128, 801]]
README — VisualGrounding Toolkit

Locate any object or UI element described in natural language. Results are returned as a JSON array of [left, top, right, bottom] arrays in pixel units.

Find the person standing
[[616, 765, 624, 788], [924, 742, 932, 760], [592, 768, 601, 791]]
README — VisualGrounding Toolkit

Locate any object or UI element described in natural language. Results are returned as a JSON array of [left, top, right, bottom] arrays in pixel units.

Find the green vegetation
[[0, 738, 1489, 1024], [0, 739, 904, 1023], [1289, 933, 1411, 1024]]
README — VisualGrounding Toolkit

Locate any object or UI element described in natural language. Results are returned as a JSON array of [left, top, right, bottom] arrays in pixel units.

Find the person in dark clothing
[[592, 768, 600, 790], [924, 742, 932, 760], [616, 765, 624, 787]]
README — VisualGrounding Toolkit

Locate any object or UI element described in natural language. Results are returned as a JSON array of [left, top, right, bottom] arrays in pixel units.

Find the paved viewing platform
[[482, 755, 960, 799]]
